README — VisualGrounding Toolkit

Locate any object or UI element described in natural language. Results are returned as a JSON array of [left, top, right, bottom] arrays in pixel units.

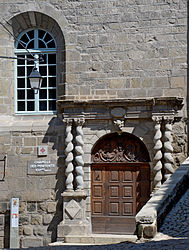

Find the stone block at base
[[57, 222, 91, 240], [54, 234, 137, 245], [137, 221, 157, 239], [21, 237, 43, 248]]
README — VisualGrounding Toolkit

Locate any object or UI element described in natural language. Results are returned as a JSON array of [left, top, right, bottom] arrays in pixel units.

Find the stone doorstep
[[50, 234, 137, 245]]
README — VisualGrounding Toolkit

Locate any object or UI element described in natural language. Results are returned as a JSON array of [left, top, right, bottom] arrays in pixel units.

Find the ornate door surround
[[91, 132, 150, 234]]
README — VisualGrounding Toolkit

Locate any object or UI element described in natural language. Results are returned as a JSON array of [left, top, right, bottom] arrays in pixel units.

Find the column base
[[57, 190, 91, 241]]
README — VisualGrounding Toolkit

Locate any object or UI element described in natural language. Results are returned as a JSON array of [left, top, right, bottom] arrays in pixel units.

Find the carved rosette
[[152, 116, 163, 189], [64, 119, 74, 190], [75, 118, 85, 190], [163, 116, 174, 180]]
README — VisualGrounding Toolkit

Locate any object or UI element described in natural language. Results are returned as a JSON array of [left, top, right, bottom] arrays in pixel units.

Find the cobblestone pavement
[[158, 186, 189, 238], [10, 188, 189, 250]]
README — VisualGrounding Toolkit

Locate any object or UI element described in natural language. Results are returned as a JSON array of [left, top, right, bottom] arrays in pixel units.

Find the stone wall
[[0, 0, 186, 247], [172, 120, 187, 167], [0, 116, 65, 248], [0, 0, 187, 106], [60, 0, 186, 101]]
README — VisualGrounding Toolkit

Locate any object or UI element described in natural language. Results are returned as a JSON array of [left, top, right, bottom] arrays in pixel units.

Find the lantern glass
[[30, 77, 43, 89], [28, 68, 43, 90]]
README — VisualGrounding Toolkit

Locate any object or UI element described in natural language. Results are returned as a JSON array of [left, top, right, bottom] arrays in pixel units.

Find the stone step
[[50, 234, 137, 246]]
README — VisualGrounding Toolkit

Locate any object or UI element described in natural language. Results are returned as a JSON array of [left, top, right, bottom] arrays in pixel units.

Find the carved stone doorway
[[91, 133, 150, 234]]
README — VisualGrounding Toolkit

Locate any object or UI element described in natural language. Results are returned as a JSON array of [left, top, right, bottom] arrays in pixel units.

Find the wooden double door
[[91, 163, 150, 234]]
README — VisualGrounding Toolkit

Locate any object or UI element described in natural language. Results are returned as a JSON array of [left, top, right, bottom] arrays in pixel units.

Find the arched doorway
[[91, 132, 150, 234]]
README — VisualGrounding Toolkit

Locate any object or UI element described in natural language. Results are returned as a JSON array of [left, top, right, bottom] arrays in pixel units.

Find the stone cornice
[[58, 97, 184, 120], [58, 97, 183, 108]]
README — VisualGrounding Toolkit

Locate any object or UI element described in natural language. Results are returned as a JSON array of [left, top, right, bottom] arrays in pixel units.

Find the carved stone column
[[163, 116, 174, 180], [64, 118, 74, 190], [57, 117, 91, 241], [74, 118, 85, 190], [152, 116, 163, 190]]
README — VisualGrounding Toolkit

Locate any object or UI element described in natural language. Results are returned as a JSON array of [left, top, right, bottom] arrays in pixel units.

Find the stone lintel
[[62, 190, 87, 198]]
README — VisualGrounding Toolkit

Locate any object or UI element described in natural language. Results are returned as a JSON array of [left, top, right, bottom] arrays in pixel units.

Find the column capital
[[63, 118, 73, 126], [163, 115, 174, 123], [152, 115, 163, 123], [74, 117, 85, 126]]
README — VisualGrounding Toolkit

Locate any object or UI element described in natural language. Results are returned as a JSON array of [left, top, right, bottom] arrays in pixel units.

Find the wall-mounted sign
[[10, 198, 19, 248], [11, 198, 19, 228], [37, 146, 48, 156], [27, 160, 57, 175]]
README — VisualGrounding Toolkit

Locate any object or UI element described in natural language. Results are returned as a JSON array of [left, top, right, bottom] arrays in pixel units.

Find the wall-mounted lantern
[[28, 67, 43, 90]]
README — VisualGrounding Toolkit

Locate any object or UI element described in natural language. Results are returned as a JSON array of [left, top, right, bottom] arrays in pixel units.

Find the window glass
[[17, 67, 25, 77], [27, 40, 34, 49], [18, 101, 25, 111], [17, 90, 25, 100], [17, 78, 25, 88], [48, 54, 56, 64], [27, 101, 35, 111], [49, 77, 56, 87], [47, 40, 55, 48], [39, 101, 47, 111], [39, 89, 47, 99], [39, 66, 47, 76], [17, 55, 25, 65], [49, 89, 56, 99], [39, 40, 46, 48], [49, 100, 56, 110], [27, 90, 34, 99], [15, 29, 57, 114], [41, 77, 47, 88]]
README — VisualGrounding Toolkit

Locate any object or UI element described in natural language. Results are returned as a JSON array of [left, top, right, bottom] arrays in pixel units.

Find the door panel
[[92, 167, 105, 216], [91, 164, 150, 234]]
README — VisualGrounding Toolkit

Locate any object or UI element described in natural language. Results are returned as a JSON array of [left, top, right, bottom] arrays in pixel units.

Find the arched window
[[15, 29, 57, 114]]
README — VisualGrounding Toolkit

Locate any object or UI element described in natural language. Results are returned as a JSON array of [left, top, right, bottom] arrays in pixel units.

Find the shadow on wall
[[4, 211, 10, 248], [187, 1, 189, 153], [42, 116, 66, 242]]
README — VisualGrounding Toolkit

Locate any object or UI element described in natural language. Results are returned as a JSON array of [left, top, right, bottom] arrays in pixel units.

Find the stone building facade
[[0, 0, 187, 248]]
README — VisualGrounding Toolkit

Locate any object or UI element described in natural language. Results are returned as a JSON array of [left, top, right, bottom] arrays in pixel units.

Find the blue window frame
[[15, 29, 57, 114]]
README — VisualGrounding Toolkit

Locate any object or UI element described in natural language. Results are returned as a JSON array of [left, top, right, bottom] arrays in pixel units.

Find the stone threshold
[[50, 234, 137, 245]]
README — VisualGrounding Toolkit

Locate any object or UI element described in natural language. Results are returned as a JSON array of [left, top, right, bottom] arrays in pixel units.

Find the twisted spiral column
[[163, 116, 174, 180], [64, 119, 74, 190], [152, 116, 163, 190], [74, 118, 85, 190]]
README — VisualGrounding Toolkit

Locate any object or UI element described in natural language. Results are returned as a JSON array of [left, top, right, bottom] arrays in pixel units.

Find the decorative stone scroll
[[64, 119, 74, 190], [152, 116, 163, 189], [92, 133, 150, 163], [74, 118, 85, 190], [163, 116, 174, 180]]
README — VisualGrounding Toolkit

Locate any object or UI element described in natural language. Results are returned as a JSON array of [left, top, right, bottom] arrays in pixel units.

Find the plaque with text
[[28, 160, 57, 175]]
